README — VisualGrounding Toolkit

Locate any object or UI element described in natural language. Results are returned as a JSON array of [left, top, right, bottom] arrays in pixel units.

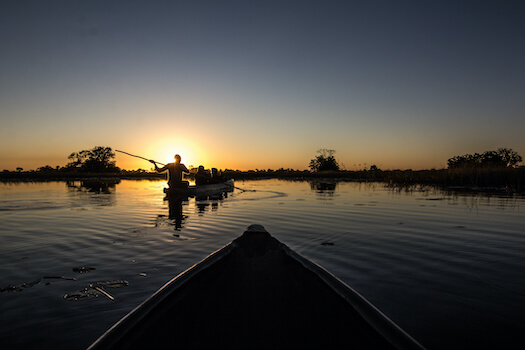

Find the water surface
[[1, 179, 524, 349]]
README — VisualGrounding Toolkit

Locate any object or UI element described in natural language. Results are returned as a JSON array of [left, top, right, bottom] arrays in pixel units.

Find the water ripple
[[1, 179, 525, 349]]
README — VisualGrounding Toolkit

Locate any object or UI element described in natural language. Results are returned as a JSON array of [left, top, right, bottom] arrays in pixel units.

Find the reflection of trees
[[309, 181, 338, 198], [65, 180, 119, 207], [388, 184, 523, 211], [440, 189, 522, 211], [66, 180, 120, 194]]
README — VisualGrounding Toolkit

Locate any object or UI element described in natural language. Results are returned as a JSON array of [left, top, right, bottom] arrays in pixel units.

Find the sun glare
[[145, 139, 201, 168]]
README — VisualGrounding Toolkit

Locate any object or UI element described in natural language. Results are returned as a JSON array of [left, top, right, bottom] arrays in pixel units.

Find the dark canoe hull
[[163, 179, 234, 197], [88, 225, 425, 350]]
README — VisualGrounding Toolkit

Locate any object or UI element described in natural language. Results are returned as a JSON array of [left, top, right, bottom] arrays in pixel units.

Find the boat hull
[[163, 179, 234, 197], [88, 225, 424, 349]]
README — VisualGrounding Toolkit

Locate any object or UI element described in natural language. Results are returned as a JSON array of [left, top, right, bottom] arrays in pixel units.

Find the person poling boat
[[116, 149, 250, 192], [150, 154, 189, 189]]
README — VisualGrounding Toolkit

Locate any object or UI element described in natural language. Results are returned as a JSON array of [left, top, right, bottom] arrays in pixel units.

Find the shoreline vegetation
[[2, 147, 523, 193], [2, 167, 524, 193]]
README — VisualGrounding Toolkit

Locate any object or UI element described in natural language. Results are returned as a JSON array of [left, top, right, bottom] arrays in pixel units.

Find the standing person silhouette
[[151, 154, 189, 188]]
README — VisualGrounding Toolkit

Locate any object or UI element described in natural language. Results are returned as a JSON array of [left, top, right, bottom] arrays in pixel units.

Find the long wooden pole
[[115, 150, 165, 166]]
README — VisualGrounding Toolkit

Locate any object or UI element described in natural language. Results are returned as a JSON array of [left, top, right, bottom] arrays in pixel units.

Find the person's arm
[[150, 160, 168, 172]]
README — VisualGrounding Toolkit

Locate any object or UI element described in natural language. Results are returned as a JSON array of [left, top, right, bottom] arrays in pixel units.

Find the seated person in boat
[[150, 154, 189, 188], [195, 166, 211, 186], [211, 168, 224, 183]]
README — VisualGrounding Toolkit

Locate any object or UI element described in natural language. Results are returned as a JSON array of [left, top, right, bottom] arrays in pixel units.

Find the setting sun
[[146, 139, 200, 169]]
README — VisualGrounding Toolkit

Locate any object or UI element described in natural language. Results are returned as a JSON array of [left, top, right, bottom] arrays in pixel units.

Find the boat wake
[[230, 190, 287, 202]]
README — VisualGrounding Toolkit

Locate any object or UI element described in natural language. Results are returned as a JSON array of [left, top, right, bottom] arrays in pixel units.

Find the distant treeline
[[4, 167, 523, 192], [447, 148, 522, 169], [3, 146, 524, 192], [225, 148, 525, 191]]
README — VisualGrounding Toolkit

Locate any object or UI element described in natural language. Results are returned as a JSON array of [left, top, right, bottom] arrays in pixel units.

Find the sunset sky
[[1, 1, 524, 171]]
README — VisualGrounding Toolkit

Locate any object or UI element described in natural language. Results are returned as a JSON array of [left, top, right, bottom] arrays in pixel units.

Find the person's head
[[174, 154, 181, 163]]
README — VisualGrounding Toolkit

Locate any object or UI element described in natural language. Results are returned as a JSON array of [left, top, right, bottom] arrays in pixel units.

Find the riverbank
[[0, 170, 165, 182], [223, 168, 525, 193], [2, 167, 524, 192]]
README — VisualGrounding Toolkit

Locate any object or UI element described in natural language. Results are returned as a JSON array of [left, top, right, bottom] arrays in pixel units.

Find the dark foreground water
[[1, 179, 524, 349]]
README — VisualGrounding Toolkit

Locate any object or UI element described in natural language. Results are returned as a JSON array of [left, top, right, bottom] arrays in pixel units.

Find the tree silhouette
[[309, 149, 340, 172], [67, 146, 119, 172], [447, 148, 522, 169]]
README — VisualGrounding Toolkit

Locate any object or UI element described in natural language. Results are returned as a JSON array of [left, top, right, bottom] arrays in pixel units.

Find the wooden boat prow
[[88, 225, 425, 349]]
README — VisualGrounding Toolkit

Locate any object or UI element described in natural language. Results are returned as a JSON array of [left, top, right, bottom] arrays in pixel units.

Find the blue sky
[[1, 1, 524, 170]]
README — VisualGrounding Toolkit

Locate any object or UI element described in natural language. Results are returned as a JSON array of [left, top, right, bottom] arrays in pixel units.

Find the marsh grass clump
[[380, 167, 525, 192], [443, 166, 524, 191]]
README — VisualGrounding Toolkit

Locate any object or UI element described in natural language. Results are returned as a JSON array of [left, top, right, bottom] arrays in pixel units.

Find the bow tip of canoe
[[245, 224, 268, 234]]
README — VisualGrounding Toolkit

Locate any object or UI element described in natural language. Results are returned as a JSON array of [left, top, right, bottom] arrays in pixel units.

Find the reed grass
[[365, 167, 525, 192], [223, 167, 525, 192]]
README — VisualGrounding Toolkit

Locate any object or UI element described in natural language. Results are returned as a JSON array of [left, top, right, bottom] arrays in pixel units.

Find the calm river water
[[1, 179, 524, 349]]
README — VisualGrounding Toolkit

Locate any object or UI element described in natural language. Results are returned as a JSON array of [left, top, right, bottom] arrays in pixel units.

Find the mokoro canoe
[[88, 225, 425, 350], [163, 179, 234, 197]]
